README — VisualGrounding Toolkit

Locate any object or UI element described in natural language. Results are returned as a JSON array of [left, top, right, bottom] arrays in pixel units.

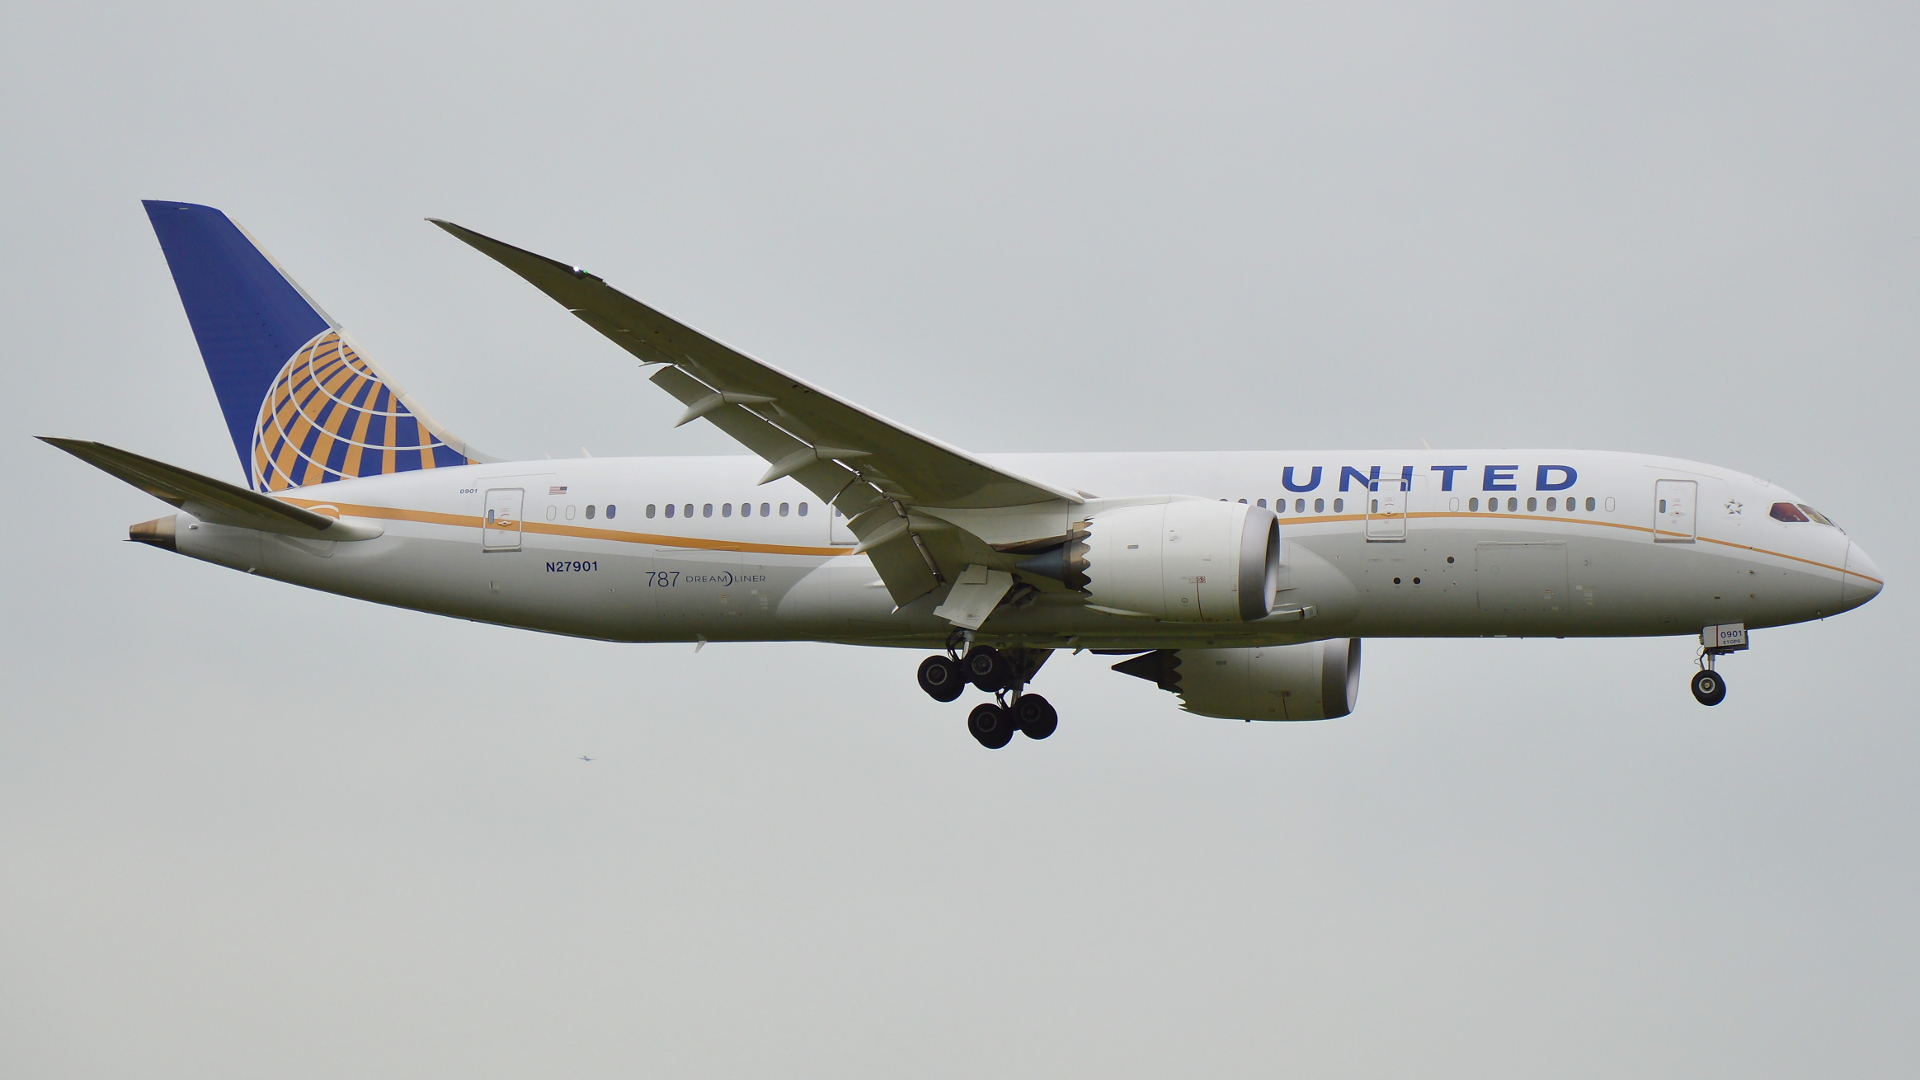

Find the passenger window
[[664, 504, 675, 518], [761, 503, 770, 517], [1333, 498, 1344, 513], [1586, 497, 1596, 511], [799, 502, 809, 516], [646, 504, 657, 518], [1449, 497, 1460, 511], [565, 505, 576, 520], [684, 504, 693, 518], [740, 502, 750, 517], [606, 505, 616, 519], [1467, 497, 1477, 511], [1313, 498, 1324, 513], [780, 502, 790, 517], [1506, 497, 1518, 512], [586, 505, 596, 519], [703, 504, 713, 518], [1545, 497, 1556, 511], [486, 509, 496, 524], [1771, 502, 1810, 523], [546, 505, 557, 521], [723, 503, 733, 517], [1295, 499, 1305, 513], [1256, 498, 1267, 508], [1604, 498, 1615, 512], [1527, 497, 1537, 512], [1238, 498, 1247, 504]]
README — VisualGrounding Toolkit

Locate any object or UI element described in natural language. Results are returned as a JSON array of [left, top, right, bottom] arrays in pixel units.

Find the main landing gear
[[919, 636, 1057, 748]]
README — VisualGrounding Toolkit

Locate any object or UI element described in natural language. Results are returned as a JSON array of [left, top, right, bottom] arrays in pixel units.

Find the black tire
[[917, 655, 965, 702], [1014, 694, 1058, 740], [1691, 669, 1727, 706], [967, 703, 1015, 749], [965, 646, 1013, 692]]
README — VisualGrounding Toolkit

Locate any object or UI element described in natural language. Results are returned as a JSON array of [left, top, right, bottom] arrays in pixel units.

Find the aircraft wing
[[431, 219, 1089, 606], [41, 438, 381, 541], [429, 221, 1083, 511]]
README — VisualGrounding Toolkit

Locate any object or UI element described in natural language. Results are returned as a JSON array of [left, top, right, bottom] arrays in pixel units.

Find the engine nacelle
[[1112, 639, 1361, 720], [1020, 499, 1278, 622]]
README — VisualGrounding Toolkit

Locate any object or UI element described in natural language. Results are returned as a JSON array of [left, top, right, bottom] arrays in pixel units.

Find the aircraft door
[[483, 488, 524, 551], [1365, 473, 1410, 541], [1653, 479, 1697, 543]]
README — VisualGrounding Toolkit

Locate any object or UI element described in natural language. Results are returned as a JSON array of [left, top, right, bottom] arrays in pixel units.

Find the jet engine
[[1017, 499, 1279, 622], [1112, 639, 1361, 720]]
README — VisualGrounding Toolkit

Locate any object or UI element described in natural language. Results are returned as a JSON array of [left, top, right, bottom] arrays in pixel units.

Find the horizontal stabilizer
[[40, 438, 381, 541]]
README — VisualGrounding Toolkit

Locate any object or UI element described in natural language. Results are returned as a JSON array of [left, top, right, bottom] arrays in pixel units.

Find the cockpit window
[[1796, 503, 1836, 527], [1770, 502, 1810, 522]]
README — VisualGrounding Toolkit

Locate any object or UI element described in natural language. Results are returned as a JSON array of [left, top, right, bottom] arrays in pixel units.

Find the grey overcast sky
[[3, 2, 1916, 1077]]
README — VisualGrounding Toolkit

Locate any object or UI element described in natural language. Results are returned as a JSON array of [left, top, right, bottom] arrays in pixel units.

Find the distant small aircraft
[[579, 755, 595, 762]]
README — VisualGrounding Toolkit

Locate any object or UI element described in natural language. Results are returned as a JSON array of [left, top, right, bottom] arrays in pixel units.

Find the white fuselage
[[167, 450, 1882, 650]]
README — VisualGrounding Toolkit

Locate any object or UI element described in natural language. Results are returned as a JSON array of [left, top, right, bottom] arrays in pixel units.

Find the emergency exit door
[[1653, 479, 1696, 543], [483, 488, 524, 551]]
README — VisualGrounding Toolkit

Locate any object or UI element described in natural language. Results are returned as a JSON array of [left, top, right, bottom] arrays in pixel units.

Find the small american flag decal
[[549, 485, 568, 495]]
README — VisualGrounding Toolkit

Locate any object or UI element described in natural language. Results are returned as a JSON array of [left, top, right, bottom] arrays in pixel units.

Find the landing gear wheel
[[1013, 694, 1058, 740], [967, 703, 1016, 749], [965, 647, 1013, 692], [1691, 669, 1727, 706], [917, 655, 965, 702]]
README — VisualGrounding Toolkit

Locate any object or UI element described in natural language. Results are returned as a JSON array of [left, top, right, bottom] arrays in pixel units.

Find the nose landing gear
[[1690, 667, 1727, 706], [1691, 622, 1747, 707], [920, 637, 1058, 748]]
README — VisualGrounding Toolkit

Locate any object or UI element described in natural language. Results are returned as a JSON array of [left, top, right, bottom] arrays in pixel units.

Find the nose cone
[[1841, 541, 1884, 611]]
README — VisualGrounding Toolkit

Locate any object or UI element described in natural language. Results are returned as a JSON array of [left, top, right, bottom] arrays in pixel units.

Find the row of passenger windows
[[644, 502, 809, 519], [1254, 497, 1344, 514], [1465, 496, 1599, 513], [538, 501, 814, 522], [547, 504, 615, 521], [544, 493, 1826, 529], [1233, 495, 1609, 514]]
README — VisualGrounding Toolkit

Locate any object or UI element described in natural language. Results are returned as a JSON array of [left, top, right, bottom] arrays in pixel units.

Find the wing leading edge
[[430, 219, 1085, 605]]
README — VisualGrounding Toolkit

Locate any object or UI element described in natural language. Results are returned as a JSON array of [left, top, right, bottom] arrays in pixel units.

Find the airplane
[[42, 201, 1884, 749]]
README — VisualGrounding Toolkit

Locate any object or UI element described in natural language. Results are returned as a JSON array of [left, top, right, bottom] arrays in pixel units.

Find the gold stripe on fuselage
[[280, 498, 853, 558], [273, 500, 1881, 584]]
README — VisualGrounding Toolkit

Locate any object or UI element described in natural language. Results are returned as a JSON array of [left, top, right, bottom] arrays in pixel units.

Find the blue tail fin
[[144, 201, 483, 492]]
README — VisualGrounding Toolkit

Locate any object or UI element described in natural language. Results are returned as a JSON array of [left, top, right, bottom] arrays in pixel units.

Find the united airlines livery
[[44, 201, 1885, 748]]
